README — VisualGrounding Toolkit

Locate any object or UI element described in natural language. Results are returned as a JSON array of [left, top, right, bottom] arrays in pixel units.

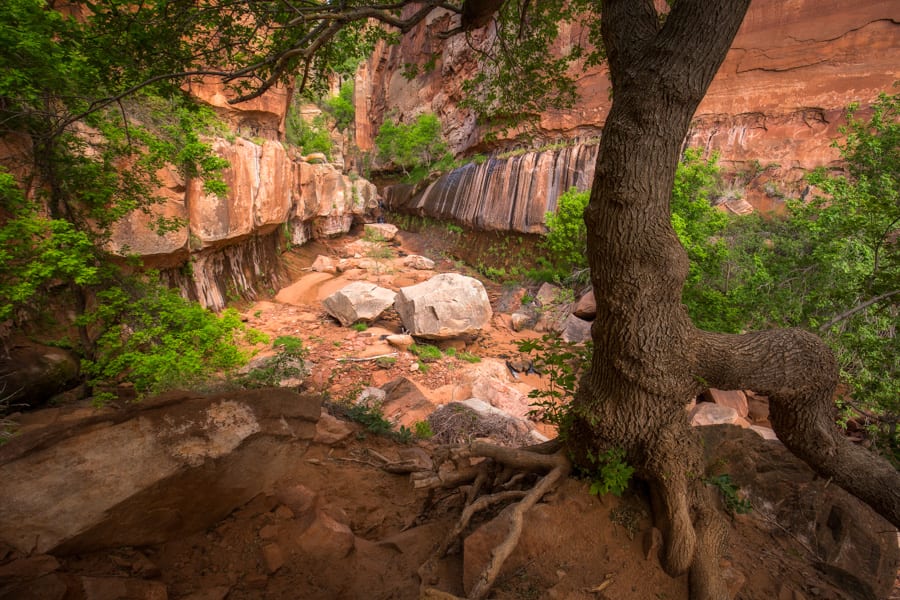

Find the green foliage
[[375, 113, 453, 178], [518, 333, 592, 434], [286, 111, 332, 158], [324, 81, 355, 131], [237, 335, 309, 389], [585, 447, 634, 498], [82, 278, 248, 399], [457, 351, 481, 364], [669, 149, 741, 332], [459, 0, 603, 137], [409, 343, 442, 363], [0, 193, 100, 322], [351, 322, 368, 332], [344, 402, 394, 437], [414, 420, 434, 439], [705, 474, 752, 515], [375, 356, 397, 369], [543, 187, 590, 278]]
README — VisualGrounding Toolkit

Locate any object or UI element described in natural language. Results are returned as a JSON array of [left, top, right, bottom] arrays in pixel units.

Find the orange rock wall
[[357, 0, 900, 176]]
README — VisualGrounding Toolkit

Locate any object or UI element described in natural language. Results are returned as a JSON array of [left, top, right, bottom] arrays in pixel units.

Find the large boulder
[[0, 340, 80, 410], [701, 426, 900, 600], [394, 273, 492, 339], [322, 282, 397, 326], [0, 389, 321, 555]]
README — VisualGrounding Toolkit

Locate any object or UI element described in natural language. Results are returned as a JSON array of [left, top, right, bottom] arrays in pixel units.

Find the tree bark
[[568, 1, 749, 599], [569, 1, 900, 597]]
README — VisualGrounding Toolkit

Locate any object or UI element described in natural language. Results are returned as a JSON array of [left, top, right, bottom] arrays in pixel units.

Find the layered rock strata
[[109, 138, 379, 309], [359, 1, 899, 221]]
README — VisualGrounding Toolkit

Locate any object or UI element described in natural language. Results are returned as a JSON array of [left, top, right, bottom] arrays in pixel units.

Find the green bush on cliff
[[375, 113, 453, 179]]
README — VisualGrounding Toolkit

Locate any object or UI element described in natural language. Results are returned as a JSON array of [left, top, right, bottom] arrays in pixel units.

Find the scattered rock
[[385, 334, 414, 351], [509, 312, 532, 331], [260, 543, 285, 574], [297, 510, 355, 559], [274, 483, 318, 516], [402, 254, 435, 270], [0, 340, 80, 410], [314, 412, 353, 445], [322, 282, 397, 326], [702, 388, 749, 418], [363, 223, 399, 241], [0, 555, 60, 581], [689, 402, 747, 427], [469, 377, 531, 419], [746, 391, 771, 424], [394, 273, 492, 339], [0, 573, 68, 600], [535, 282, 562, 306], [310, 255, 338, 273], [380, 377, 435, 427], [702, 425, 899, 600], [561, 314, 592, 344], [0, 389, 322, 555], [572, 288, 596, 319], [356, 386, 387, 407]]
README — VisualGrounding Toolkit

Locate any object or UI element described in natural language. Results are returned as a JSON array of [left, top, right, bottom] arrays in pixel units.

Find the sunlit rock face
[[358, 0, 899, 194], [184, 76, 291, 140], [109, 136, 379, 310], [385, 144, 599, 233]]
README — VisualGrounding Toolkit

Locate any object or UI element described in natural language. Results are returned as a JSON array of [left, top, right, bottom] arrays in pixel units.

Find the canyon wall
[[358, 0, 899, 222], [108, 137, 378, 310]]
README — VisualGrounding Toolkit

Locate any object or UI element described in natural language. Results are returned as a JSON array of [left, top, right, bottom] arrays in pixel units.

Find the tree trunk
[[567, 1, 900, 598]]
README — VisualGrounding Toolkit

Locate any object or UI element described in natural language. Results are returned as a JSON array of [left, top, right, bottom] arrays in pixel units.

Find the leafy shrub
[[238, 335, 309, 389], [518, 333, 592, 433], [542, 187, 590, 279], [324, 81, 355, 131], [706, 474, 752, 515], [286, 111, 332, 157], [82, 279, 248, 400], [375, 113, 452, 177], [586, 447, 634, 497]]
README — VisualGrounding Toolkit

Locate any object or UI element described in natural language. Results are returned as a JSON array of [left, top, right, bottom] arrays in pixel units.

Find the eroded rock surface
[[0, 389, 321, 555], [394, 273, 492, 339]]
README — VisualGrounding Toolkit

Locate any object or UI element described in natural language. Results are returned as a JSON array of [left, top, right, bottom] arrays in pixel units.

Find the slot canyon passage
[[0, 0, 899, 599]]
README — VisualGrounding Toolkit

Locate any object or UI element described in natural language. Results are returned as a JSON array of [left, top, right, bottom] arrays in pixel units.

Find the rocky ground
[[1, 223, 898, 600]]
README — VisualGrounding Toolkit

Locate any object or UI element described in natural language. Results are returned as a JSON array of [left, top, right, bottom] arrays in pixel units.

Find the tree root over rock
[[411, 440, 570, 600]]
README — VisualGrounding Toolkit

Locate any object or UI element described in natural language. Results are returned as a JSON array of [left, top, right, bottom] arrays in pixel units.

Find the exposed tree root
[[414, 441, 571, 600]]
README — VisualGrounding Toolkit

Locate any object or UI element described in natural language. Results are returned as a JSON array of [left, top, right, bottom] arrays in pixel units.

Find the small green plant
[[237, 335, 309, 389], [363, 227, 387, 243], [395, 425, 414, 444], [586, 447, 634, 497], [446, 223, 463, 234], [351, 322, 368, 332], [375, 356, 397, 369], [409, 343, 442, 363], [518, 333, 592, 432], [414, 420, 434, 439], [252, 309, 263, 319], [244, 328, 269, 345], [457, 351, 481, 363], [705, 474, 752, 515], [345, 402, 394, 437]]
